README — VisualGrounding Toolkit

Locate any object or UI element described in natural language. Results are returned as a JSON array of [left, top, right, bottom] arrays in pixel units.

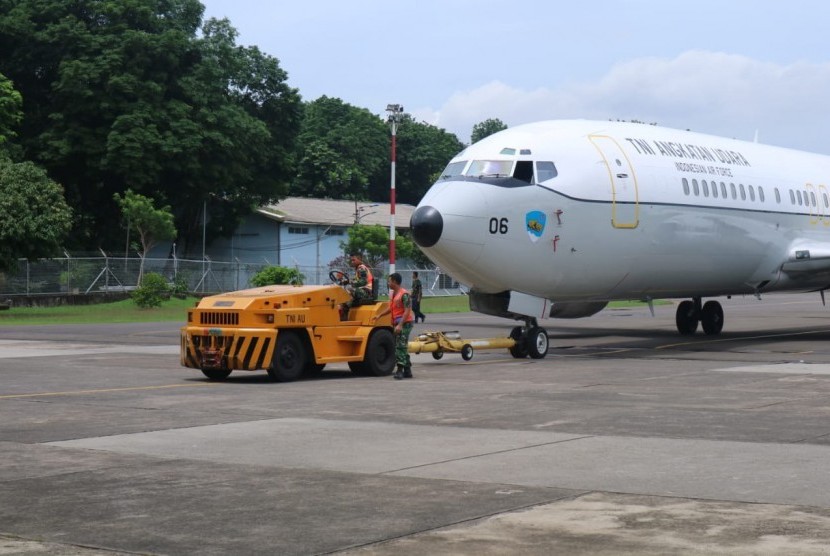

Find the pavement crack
[[380, 435, 594, 475]]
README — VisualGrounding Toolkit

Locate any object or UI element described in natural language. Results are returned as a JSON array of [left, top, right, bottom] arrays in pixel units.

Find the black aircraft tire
[[701, 300, 724, 335], [267, 331, 307, 382], [509, 326, 528, 359], [526, 327, 549, 359], [675, 300, 699, 335]]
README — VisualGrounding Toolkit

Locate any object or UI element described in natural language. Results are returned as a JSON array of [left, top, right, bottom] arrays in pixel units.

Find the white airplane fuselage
[[410, 120, 830, 327]]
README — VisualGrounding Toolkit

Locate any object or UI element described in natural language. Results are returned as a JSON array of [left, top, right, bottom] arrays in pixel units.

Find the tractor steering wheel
[[329, 270, 350, 286]]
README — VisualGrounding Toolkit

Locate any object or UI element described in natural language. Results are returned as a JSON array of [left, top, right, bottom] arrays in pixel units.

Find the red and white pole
[[386, 104, 403, 275], [389, 123, 397, 275]]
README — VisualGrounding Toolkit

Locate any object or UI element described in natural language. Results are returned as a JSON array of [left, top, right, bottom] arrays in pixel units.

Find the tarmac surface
[[2, 293, 830, 554]]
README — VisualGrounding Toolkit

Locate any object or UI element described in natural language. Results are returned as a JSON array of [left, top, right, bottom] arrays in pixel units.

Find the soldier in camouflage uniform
[[373, 272, 413, 379], [339, 252, 375, 320]]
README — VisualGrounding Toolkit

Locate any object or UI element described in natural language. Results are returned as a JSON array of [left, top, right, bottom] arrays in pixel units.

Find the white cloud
[[421, 51, 830, 154]]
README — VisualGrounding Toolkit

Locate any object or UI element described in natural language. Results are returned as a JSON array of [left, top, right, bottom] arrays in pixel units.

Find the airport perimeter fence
[[0, 254, 466, 300]]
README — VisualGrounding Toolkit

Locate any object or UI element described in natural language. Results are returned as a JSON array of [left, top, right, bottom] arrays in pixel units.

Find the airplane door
[[589, 135, 639, 229]]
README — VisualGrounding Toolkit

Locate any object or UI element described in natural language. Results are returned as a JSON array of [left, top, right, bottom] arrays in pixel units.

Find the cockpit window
[[514, 161, 533, 183], [438, 160, 467, 180], [466, 160, 513, 177], [536, 161, 558, 182]]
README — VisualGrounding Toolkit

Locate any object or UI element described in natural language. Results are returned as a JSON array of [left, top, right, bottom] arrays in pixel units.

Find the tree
[[292, 96, 387, 200], [0, 72, 22, 151], [471, 118, 508, 144], [0, 160, 72, 271], [113, 189, 176, 283], [0, 1, 301, 252], [340, 224, 420, 270]]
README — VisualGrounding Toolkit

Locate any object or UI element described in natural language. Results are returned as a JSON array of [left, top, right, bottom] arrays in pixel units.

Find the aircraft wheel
[[363, 329, 396, 376], [461, 344, 474, 361], [432, 350, 444, 360], [526, 327, 549, 359], [675, 300, 699, 335], [201, 368, 231, 381], [509, 326, 528, 358], [267, 331, 306, 382], [701, 300, 724, 335]]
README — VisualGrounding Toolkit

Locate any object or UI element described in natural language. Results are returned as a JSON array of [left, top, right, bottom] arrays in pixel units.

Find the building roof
[[257, 197, 415, 229]]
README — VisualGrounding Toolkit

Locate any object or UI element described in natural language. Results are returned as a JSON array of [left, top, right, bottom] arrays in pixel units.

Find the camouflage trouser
[[395, 322, 413, 368], [345, 286, 372, 309]]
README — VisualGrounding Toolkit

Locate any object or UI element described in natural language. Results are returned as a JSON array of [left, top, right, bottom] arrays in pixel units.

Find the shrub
[[132, 272, 171, 308], [250, 266, 304, 287]]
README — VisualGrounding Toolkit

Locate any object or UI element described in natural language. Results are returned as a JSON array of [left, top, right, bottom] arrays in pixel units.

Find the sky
[[201, 0, 830, 154]]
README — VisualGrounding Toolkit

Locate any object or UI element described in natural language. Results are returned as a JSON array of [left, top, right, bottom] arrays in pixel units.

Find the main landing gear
[[675, 297, 724, 336], [508, 318, 549, 359]]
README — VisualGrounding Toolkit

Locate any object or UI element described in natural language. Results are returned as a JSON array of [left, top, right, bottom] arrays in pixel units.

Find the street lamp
[[353, 201, 379, 224], [386, 103, 404, 274]]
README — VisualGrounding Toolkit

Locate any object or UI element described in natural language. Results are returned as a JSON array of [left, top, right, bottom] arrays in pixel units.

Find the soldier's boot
[[403, 366, 413, 379], [393, 365, 404, 380]]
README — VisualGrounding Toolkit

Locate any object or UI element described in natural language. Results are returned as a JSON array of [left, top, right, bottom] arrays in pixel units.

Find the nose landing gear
[[676, 297, 724, 336], [509, 318, 549, 359]]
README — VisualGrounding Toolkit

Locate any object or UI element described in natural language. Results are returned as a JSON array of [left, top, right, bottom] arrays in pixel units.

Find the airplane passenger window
[[797, 191, 803, 205], [536, 161, 558, 182], [775, 188, 781, 203], [811, 192, 817, 206], [748, 185, 755, 202], [438, 160, 467, 180], [702, 180, 710, 197], [790, 190, 795, 204], [758, 187, 765, 202], [682, 178, 690, 195], [720, 182, 727, 198], [730, 183, 737, 199], [824, 193, 829, 208], [712, 181, 719, 198], [739, 184, 746, 200], [513, 161, 534, 183], [692, 179, 700, 195]]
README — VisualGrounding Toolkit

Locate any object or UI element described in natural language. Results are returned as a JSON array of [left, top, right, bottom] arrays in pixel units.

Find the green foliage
[[471, 118, 508, 144], [0, 160, 72, 271], [171, 273, 189, 297], [250, 265, 304, 287], [293, 96, 387, 200], [0, 72, 22, 148], [113, 189, 176, 256], [131, 272, 170, 308], [339, 224, 421, 269], [0, 1, 301, 251]]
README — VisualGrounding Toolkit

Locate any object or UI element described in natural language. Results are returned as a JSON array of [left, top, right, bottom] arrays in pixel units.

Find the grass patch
[[0, 296, 197, 326], [0, 294, 667, 326]]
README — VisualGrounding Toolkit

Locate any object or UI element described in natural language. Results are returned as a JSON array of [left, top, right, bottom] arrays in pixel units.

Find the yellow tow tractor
[[180, 271, 394, 381]]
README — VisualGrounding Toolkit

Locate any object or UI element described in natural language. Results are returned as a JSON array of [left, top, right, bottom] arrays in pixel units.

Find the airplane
[[409, 119, 830, 359]]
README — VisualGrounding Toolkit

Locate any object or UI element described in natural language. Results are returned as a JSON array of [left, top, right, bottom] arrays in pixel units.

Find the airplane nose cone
[[410, 205, 443, 248]]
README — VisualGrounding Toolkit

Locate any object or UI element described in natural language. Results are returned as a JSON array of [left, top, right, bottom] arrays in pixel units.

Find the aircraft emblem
[[525, 211, 546, 242]]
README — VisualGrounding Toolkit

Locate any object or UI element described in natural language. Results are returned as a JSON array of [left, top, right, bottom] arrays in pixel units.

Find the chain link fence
[[0, 255, 466, 299]]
